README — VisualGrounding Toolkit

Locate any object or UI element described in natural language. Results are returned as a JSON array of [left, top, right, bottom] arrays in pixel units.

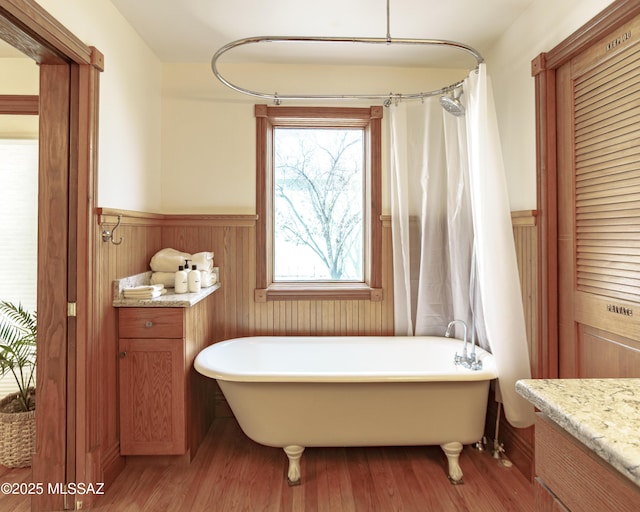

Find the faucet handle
[[470, 359, 483, 371]]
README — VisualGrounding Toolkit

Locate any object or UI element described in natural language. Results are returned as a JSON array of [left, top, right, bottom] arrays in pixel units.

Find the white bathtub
[[195, 335, 497, 485]]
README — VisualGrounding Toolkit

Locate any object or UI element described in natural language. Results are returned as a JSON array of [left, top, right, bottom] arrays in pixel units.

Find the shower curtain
[[389, 64, 534, 428]]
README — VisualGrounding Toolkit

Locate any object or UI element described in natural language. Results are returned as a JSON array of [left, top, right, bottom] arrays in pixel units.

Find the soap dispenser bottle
[[188, 264, 201, 293], [174, 265, 188, 293]]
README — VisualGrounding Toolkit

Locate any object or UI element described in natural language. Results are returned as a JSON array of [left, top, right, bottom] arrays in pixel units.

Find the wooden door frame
[[0, 1, 103, 510], [532, 0, 640, 379]]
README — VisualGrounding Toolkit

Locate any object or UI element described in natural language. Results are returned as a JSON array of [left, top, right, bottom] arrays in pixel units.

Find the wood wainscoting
[[93, 209, 395, 488], [160, 215, 395, 339], [486, 209, 538, 482], [94, 210, 164, 487], [93, 208, 538, 489], [511, 210, 540, 379]]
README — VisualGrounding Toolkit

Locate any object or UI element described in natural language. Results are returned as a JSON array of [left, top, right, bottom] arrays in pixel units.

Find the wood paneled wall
[[160, 215, 395, 340], [93, 208, 538, 485], [93, 210, 395, 485], [94, 210, 163, 485], [494, 209, 538, 482], [511, 210, 539, 378]]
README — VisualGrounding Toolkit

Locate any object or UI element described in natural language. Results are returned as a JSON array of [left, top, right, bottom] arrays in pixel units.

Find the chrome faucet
[[445, 319, 468, 363], [469, 316, 480, 369], [445, 319, 482, 371]]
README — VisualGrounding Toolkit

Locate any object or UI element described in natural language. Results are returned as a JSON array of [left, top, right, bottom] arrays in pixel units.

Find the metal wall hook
[[102, 215, 123, 245]]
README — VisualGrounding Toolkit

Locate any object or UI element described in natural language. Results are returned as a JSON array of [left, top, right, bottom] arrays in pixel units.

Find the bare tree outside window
[[273, 128, 364, 281]]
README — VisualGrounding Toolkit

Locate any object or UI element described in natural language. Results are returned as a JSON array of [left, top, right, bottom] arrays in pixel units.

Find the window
[[274, 127, 364, 281], [255, 105, 382, 302]]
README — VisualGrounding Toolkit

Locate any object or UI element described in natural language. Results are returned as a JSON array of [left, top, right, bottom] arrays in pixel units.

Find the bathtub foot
[[440, 442, 464, 484], [284, 445, 305, 486]]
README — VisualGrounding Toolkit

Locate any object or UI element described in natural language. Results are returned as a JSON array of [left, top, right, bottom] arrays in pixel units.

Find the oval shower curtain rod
[[211, 35, 484, 104]]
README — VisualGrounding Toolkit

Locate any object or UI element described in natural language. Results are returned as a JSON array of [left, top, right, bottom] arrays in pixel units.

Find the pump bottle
[[188, 264, 201, 292], [174, 265, 188, 293]]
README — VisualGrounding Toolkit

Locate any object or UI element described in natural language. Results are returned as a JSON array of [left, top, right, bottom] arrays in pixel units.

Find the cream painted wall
[[0, 58, 38, 93], [3, 0, 620, 213], [486, 0, 616, 210], [161, 62, 466, 214], [162, 0, 619, 214], [0, 58, 38, 137], [36, 0, 163, 212]]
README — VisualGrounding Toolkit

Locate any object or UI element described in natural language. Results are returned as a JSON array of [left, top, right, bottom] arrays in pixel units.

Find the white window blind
[[0, 139, 38, 398]]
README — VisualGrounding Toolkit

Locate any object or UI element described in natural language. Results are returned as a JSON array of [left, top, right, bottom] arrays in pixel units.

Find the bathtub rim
[[194, 335, 498, 383]]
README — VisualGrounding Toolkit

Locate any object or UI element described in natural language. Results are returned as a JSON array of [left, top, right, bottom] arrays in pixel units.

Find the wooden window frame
[[255, 104, 383, 302]]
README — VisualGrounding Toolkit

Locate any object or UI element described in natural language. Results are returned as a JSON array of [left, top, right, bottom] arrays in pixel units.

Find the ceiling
[[0, 1, 536, 67], [108, 0, 536, 68]]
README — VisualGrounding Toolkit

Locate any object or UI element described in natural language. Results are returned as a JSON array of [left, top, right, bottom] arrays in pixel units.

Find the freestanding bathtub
[[194, 335, 497, 485]]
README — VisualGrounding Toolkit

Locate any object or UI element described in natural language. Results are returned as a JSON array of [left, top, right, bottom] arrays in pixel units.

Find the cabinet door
[[534, 478, 570, 512], [556, 16, 640, 379], [535, 415, 640, 512], [119, 338, 186, 455]]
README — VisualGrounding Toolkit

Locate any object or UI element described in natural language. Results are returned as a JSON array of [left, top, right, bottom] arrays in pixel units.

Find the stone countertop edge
[[112, 271, 220, 307], [516, 378, 640, 487]]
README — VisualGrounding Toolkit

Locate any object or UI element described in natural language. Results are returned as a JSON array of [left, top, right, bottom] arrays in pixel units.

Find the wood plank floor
[[1, 418, 534, 511], [0, 463, 31, 512]]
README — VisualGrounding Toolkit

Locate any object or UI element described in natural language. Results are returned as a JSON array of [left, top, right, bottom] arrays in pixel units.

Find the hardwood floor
[[1, 418, 534, 511], [0, 463, 31, 512]]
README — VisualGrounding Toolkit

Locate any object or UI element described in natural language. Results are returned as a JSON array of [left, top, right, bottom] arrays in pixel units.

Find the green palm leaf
[[0, 301, 37, 412]]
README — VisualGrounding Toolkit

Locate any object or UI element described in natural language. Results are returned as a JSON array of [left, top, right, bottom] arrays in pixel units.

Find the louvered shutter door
[[574, 44, 640, 303]]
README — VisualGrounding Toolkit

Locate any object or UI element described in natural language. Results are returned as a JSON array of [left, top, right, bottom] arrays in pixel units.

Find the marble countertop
[[516, 378, 640, 487], [112, 271, 220, 307]]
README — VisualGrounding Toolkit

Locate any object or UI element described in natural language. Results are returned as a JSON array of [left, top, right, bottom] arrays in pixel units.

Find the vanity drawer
[[535, 414, 639, 512], [118, 308, 184, 339]]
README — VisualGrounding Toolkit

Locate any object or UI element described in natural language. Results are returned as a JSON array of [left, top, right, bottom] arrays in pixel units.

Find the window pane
[[273, 128, 364, 281]]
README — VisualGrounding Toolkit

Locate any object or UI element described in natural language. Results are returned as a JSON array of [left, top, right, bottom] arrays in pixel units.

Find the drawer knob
[[119, 351, 127, 358], [145, 320, 153, 328]]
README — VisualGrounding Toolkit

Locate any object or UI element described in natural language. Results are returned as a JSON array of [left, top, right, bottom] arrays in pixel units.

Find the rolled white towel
[[191, 251, 214, 271], [150, 248, 191, 273], [200, 269, 218, 288], [150, 272, 176, 288]]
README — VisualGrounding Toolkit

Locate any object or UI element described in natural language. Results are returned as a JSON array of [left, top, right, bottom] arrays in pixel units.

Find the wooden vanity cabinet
[[534, 414, 639, 512], [118, 299, 215, 459]]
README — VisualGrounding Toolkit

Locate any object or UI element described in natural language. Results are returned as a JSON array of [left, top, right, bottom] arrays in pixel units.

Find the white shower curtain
[[389, 64, 534, 428]]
